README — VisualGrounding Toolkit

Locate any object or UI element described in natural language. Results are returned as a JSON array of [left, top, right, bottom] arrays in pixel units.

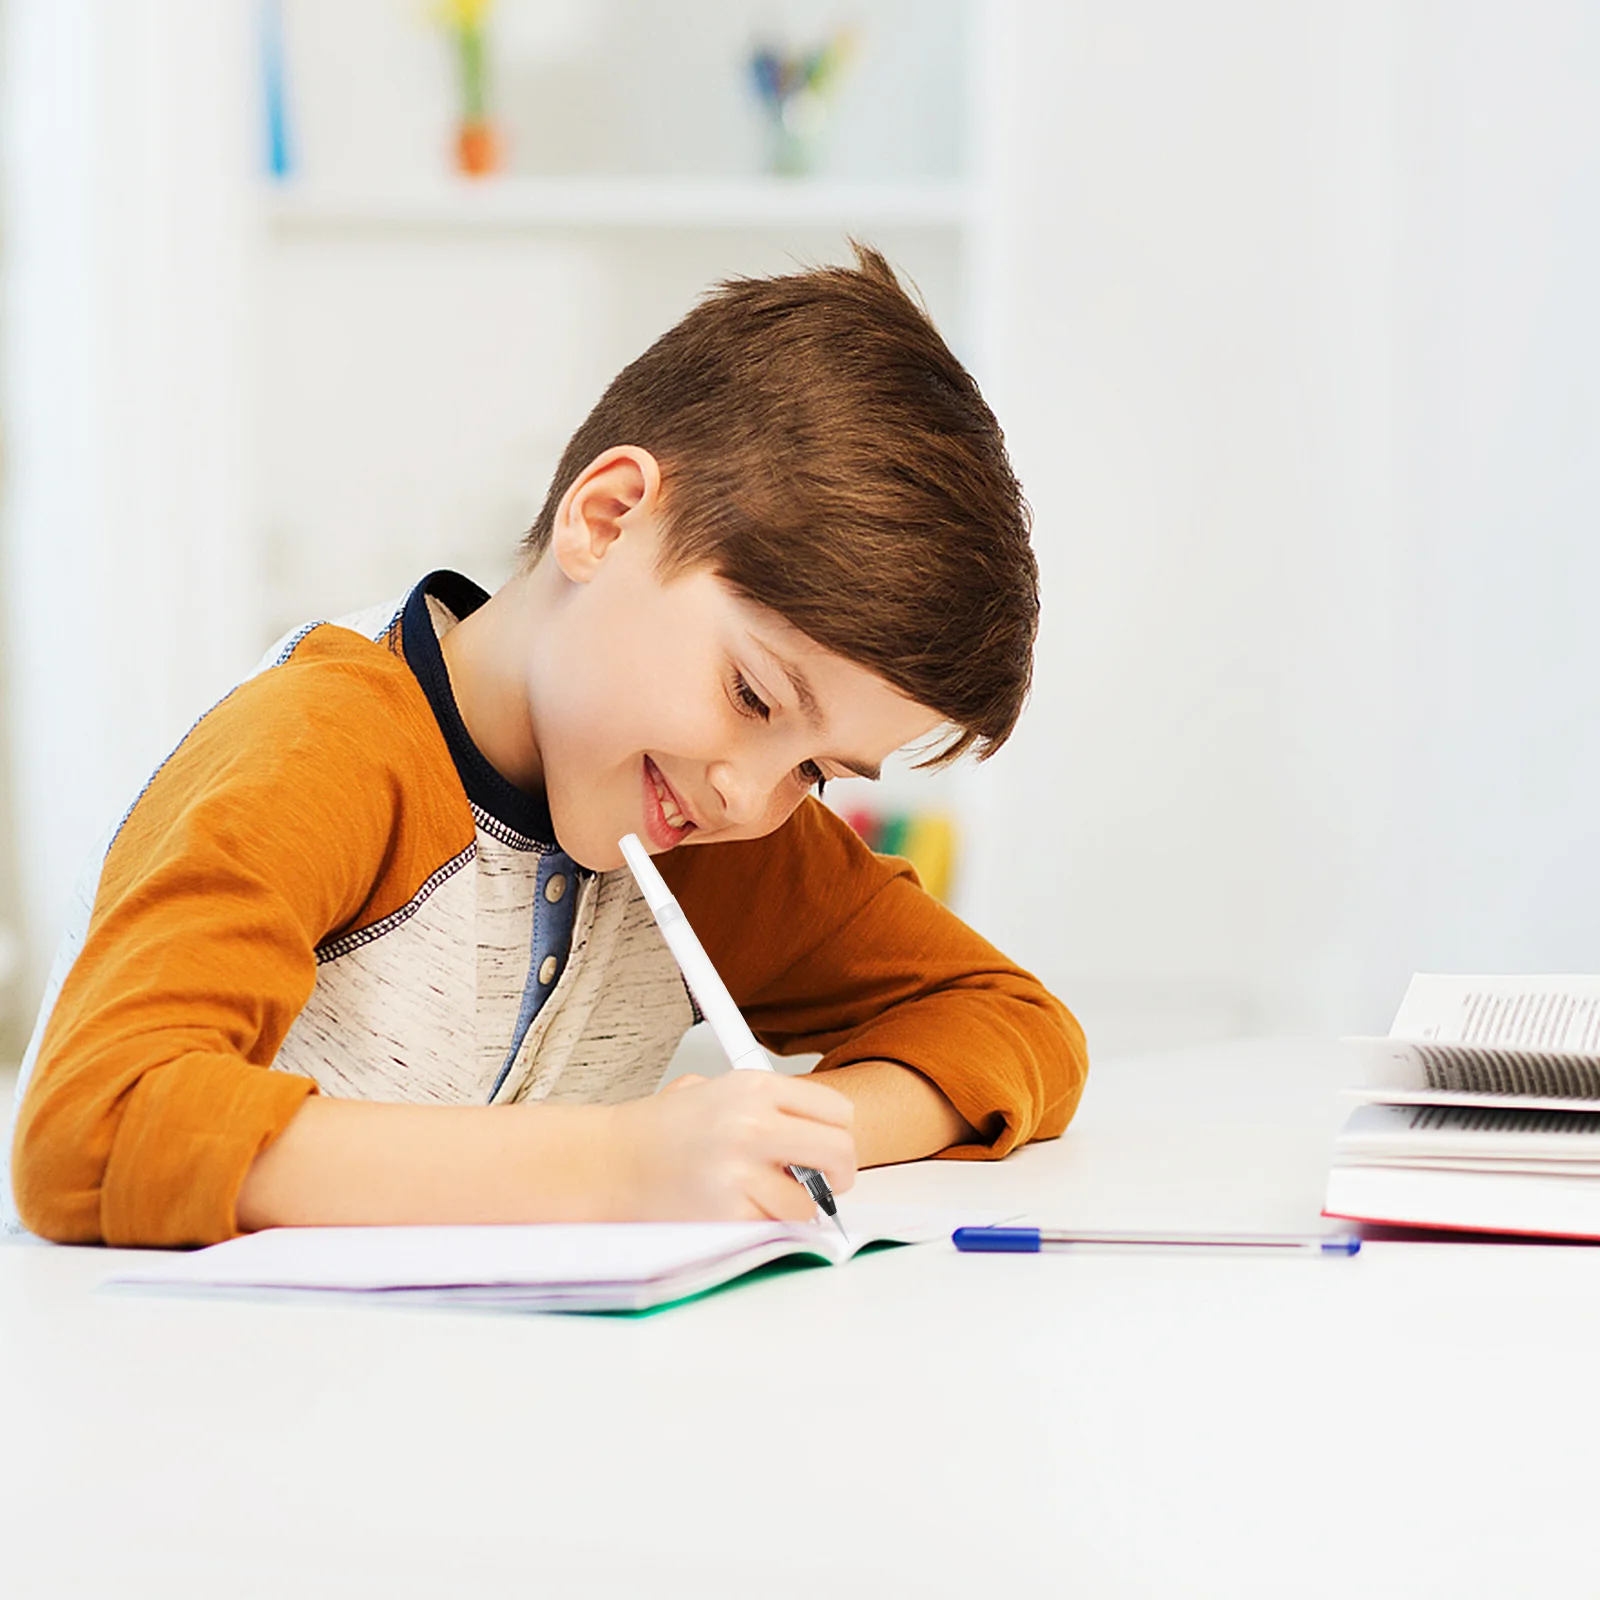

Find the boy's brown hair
[[524, 245, 1037, 763]]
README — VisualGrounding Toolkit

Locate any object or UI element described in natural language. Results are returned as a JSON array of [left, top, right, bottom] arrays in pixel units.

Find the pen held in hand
[[953, 1227, 1361, 1256], [619, 832, 847, 1240]]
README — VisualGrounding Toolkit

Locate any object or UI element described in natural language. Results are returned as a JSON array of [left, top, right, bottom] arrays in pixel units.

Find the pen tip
[[832, 1214, 849, 1244]]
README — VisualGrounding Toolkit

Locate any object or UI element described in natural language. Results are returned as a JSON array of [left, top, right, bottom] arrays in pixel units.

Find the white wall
[[978, 0, 1600, 1045], [1, 0, 262, 1003], [969, 0, 1399, 1042], [6, 0, 1600, 1053], [1388, 0, 1600, 980], [258, 221, 965, 637]]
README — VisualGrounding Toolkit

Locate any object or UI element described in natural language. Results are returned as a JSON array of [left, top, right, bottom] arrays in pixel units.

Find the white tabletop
[[3, 1038, 1598, 1598]]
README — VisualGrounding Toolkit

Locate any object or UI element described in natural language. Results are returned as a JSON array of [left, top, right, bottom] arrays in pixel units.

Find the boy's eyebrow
[[762, 643, 822, 726], [755, 638, 882, 781]]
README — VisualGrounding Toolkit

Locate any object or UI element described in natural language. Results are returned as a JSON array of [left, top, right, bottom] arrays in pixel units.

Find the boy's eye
[[733, 672, 771, 720], [732, 670, 824, 794]]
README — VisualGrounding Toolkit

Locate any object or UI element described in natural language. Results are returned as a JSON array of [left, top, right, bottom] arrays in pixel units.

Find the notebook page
[[103, 1204, 994, 1296], [109, 1221, 789, 1293]]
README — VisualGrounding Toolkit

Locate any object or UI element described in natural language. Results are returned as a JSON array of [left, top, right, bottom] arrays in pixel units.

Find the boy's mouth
[[643, 757, 698, 850]]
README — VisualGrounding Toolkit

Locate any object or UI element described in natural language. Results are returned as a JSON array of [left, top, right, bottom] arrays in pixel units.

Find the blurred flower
[[748, 28, 858, 114], [434, 0, 495, 28], [432, 0, 498, 171], [748, 28, 859, 175]]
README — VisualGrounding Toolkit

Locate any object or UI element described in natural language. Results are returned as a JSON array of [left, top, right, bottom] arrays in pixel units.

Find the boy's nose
[[706, 760, 773, 829]]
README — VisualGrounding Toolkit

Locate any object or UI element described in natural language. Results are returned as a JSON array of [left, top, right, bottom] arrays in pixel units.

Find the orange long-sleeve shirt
[[7, 572, 1087, 1247]]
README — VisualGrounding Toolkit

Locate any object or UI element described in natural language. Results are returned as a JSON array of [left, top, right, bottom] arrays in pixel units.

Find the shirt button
[[544, 874, 567, 904], [538, 954, 559, 985]]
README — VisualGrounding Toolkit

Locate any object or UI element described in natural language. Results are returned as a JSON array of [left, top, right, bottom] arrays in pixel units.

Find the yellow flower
[[433, 0, 493, 30]]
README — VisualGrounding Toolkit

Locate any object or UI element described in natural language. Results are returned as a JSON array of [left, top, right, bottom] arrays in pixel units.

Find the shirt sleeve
[[10, 634, 470, 1247], [660, 799, 1087, 1158]]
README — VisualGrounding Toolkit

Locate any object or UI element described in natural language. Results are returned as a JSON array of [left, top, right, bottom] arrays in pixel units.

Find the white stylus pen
[[619, 832, 846, 1238]]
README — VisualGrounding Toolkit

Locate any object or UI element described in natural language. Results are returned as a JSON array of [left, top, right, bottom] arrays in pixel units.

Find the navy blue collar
[[401, 571, 557, 848]]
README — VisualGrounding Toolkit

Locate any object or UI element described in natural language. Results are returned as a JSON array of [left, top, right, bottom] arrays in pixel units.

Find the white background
[[3, 0, 1599, 1056]]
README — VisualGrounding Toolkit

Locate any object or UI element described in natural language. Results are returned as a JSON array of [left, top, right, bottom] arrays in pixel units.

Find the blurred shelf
[[264, 176, 978, 234]]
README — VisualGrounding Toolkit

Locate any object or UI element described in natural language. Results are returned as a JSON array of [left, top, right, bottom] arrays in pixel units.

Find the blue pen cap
[[952, 1226, 1041, 1253]]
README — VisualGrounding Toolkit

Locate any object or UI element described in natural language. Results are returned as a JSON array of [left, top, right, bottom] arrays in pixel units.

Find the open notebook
[[102, 1204, 1001, 1314]]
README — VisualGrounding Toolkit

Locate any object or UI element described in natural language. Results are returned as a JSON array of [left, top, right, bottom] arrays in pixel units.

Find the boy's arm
[[9, 647, 444, 1246], [794, 1058, 978, 1167], [234, 1071, 856, 1229], [661, 799, 1088, 1166]]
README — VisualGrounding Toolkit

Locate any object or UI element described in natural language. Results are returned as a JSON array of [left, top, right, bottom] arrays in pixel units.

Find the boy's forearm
[[235, 1067, 860, 1235], [235, 1097, 620, 1230], [809, 1059, 980, 1167], [233, 1063, 960, 1230]]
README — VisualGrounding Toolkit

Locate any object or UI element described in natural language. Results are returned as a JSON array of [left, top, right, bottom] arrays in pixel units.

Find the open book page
[[1345, 1038, 1600, 1101], [1344, 1082, 1600, 1113], [102, 1203, 1004, 1314], [1389, 973, 1600, 1051], [1345, 976, 1600, 1100], [1335, 1101, 1600, 1166], [1340, 1158, 1600, 1177]]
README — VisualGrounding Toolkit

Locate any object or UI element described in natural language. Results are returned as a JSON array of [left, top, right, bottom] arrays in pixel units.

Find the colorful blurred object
[[748, 28, 858, 176], [435, 0, 501, 176], [260, 0, 294, 180], [839, 806, 958, 903]]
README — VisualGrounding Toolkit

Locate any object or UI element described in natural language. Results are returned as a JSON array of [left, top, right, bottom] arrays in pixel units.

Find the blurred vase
[[456, 119, 500, 177], [765, 90, 828, 177], [748, 33, 855, 179]]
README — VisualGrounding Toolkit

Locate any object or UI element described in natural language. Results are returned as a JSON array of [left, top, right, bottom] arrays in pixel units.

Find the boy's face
[[521, 454, 943, 873]]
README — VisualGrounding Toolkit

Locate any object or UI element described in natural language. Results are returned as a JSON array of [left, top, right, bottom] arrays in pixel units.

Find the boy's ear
[[550, 447, 663, 582]]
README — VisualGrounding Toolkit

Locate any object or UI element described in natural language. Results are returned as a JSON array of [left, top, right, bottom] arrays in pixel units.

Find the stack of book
[[1324, 974, 1600, 1238]]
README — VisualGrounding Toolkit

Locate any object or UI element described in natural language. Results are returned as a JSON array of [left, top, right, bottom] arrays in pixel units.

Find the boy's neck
[[437, 570, 545, 797]]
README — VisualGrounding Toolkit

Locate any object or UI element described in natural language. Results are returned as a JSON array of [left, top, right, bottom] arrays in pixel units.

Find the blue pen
[[953, 1227, 1361, 1256]]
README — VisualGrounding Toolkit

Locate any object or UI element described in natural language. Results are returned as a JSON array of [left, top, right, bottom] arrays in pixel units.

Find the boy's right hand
[[605, 1070, 857, 1223]]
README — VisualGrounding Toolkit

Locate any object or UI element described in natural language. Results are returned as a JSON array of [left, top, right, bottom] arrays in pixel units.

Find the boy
[[6, 247, 1086, 1247]]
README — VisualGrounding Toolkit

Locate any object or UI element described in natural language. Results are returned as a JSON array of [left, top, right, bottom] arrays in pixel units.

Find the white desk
[[3, 1038, 1598, 1598]]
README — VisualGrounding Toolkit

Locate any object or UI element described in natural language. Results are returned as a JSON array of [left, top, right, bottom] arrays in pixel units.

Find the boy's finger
[[745, 1165, 827, 1225], [766, 1073, 855, 1127], [766, 1119, 858, 1192]]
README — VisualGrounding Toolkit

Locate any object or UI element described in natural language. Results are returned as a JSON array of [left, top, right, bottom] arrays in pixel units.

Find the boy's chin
[[560, 827, 700, 875], [547, 811, 631, 875], [554, 833, 619, 874], [547, 795, 700, 874]]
